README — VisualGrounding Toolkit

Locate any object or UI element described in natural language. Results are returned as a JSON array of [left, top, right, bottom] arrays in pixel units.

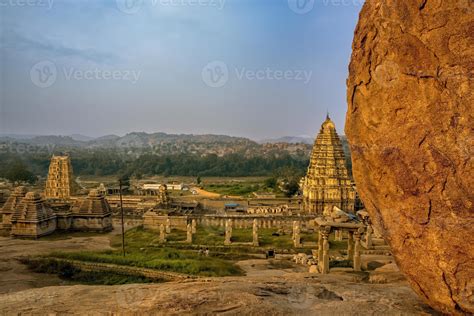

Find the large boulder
[[346, 0, 473, 314]]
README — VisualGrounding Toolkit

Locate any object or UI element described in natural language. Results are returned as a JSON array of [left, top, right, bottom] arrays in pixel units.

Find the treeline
[[0, 150, 309, 179]]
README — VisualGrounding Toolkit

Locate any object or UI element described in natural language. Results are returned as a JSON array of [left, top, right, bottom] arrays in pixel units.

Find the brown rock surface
[[346, 0, 473, 314]]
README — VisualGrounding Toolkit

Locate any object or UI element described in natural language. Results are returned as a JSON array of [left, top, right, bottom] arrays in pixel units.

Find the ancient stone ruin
[[44, 155, 76, 200], [302, 115, 356, 214], [10, 192, 57, 238], [70, 190, 113, 232], [346, 1, 473, 314], [0, 186, 27, 236]]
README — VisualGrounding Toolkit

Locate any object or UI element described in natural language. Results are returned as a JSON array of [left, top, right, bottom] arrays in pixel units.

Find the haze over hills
[[0, 132, 354, 159]]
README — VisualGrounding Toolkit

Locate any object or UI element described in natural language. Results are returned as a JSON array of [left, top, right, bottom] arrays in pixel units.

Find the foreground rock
[[346, 0, 473, 314], [0, 272, 433, 315]]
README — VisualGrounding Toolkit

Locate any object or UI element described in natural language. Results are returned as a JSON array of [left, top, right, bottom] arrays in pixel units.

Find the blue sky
[[0, 0, 364, 140]]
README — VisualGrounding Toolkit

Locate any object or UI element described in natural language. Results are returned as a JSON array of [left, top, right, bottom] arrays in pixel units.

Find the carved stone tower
[[302, 115, 356, 214], [44, 155, 76, 200]]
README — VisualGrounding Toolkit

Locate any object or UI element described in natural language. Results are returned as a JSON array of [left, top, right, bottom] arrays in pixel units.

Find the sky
[[0, 0, 364, 140]]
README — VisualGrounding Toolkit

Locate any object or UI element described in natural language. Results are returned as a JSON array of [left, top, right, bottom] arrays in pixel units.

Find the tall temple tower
[[44, 155, 76, 200], [302, 115, 356, 214]]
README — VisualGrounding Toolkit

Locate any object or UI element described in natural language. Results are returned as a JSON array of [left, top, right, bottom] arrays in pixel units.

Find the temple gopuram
[[302, 115, 356, 214], [44, 155, 76, 200]]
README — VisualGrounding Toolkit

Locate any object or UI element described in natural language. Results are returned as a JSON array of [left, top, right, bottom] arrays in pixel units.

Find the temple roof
[[11, 192, 56, 222]]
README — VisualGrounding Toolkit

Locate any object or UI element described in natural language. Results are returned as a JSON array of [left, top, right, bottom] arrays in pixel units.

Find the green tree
[[264, 177, 277, 189], [283, 179, 300, 197], [5, 162, 36, 185]]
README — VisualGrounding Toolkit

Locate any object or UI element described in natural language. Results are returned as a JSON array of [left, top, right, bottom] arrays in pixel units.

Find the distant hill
[[260, 136, 314, 145]]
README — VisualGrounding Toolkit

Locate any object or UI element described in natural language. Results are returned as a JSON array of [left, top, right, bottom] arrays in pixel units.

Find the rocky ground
[[0, 232, 437, 315]]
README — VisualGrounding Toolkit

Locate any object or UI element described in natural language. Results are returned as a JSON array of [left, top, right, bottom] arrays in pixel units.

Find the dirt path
[[0, 233, 113, 295]]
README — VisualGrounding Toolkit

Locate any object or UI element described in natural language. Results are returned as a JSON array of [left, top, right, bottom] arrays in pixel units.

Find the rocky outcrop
[[346, 0, 473, 314]]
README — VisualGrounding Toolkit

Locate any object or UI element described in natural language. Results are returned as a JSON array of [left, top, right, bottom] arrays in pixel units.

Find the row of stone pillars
[[159, 219, 197, 244], [200, 217, 296, 230], [225, 219, 260, 246], [317, 226, 364, 274]]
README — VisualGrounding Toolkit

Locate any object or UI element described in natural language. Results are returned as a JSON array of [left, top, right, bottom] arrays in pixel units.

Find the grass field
[[25, 226, 350, 285]]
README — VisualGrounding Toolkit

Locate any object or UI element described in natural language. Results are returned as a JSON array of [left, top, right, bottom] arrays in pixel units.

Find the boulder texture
[[346, 0, 473, 314]]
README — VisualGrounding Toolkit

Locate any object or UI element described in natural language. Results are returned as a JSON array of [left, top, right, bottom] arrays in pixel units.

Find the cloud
[[1, 30, 119, 65]]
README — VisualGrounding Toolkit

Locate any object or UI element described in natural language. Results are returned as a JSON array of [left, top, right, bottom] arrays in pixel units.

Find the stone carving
[[302, 115, 356, 214], [44, 155, 76, 200], [157, 185, 170, 207], [0, 186, 27, 233], [346, 1, 473, 313], [10, 192, 57, 238], [70, 190, 113, 232]]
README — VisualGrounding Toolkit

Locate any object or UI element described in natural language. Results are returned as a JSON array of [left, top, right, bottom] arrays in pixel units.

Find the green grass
[[41, 227, 245, 277], [39, 230, 105, 241], [203, 183, 262, 196], [21, 257, 156, 285]]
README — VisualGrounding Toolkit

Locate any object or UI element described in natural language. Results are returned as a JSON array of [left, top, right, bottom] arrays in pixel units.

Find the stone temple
[[70, 190, 113, 232], [302, 115, 356, 214], [44, 155, 76, 200], [0, 186, 27, 236], [10, 192, 57, 238]]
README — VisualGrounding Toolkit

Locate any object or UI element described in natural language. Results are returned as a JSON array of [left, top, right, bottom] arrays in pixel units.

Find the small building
[[70, 190, 113, 232], [0, 186, 27, 236], [10, 192, 57, 238]]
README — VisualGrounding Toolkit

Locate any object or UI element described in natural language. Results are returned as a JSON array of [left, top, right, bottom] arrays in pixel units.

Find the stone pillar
[[365, 225, 373, 249], [191, 219, 197, 234], [159, 224, 166, 243], [318, 229, 324, 267], [252, 219, 259, 247], [321, 227, 331, 274], [347, 231, 355, 260], [224, 219, 232, 245], [165, 218, 171, 234], [353, 228, 364, 272], [186, 223, 193, 244], [293, 221, 301, 248]]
